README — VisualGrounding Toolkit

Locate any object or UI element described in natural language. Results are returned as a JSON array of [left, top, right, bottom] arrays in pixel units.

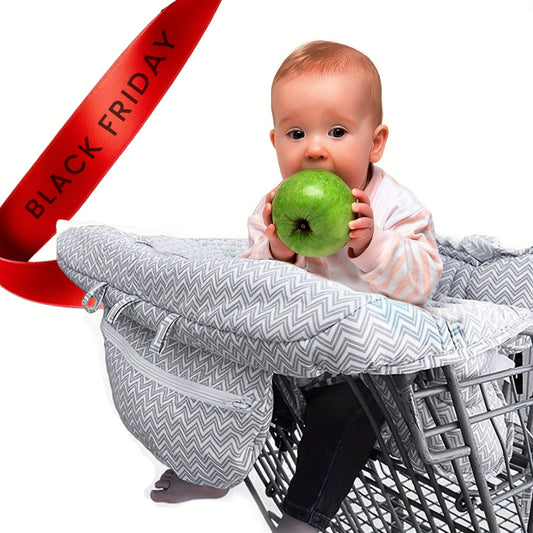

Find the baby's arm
[[347, 189, 374, 258], [244, 189, 299, 263], [349, 204, 442, 305], [261, 189, 297, 262]]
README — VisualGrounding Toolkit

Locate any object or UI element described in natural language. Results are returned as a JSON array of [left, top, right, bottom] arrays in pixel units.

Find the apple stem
[[292, 218, 311, 235]]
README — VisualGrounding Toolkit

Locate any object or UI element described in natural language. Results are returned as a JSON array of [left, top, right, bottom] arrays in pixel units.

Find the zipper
[[102, 320, 254, 413]]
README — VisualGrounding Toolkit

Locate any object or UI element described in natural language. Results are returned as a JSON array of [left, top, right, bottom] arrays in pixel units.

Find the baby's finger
[[266, 188, 278, 204], [350, 227, 372, 240], [351, 188, 371, 205], [262, 203, 273, 226], [349, 215, 373, 232], [265, 223, 277, 239], [351, 201, 373, 219]]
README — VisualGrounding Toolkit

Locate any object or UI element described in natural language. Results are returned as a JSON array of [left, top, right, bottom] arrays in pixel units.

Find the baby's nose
[[304, 137, 328, 160]]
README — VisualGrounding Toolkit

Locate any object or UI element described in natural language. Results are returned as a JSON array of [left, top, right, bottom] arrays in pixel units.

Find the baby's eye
[[329, 127, 347, 138], [288, 129, 305, 140]]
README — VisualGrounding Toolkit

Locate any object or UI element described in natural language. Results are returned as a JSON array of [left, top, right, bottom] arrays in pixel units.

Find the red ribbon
[[0, 0, 222, 306]]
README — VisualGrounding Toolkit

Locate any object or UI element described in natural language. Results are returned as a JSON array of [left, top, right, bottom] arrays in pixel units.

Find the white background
[[0, 1, 532, 532]]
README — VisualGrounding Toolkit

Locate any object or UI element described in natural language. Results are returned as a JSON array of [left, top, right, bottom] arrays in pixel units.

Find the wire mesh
[[246, 345, 533, 532]]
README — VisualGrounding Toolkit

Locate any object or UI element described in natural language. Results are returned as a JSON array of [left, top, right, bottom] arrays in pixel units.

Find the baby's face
[[271, 72, 384, 190]]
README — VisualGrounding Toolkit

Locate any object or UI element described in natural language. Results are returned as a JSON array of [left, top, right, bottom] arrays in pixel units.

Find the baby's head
[[272, 41, 383, 127], [270, 41, 388, 190]]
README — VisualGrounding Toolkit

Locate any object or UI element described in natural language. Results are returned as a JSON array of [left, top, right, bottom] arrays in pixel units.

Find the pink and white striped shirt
[[244, 166, 442, 305]]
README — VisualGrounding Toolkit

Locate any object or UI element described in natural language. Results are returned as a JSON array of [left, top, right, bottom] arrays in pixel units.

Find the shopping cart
[[246, 350, 533, 533], [245, 235, 533, 533], [56, 226, 533, 532]]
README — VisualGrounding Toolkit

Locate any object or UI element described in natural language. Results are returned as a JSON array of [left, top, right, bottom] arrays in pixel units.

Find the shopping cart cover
[[436, 234, 533, 308], [57, 225, 533, 377]]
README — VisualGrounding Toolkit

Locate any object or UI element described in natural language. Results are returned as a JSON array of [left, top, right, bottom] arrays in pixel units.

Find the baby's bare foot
[[150, 469, 229, 504]]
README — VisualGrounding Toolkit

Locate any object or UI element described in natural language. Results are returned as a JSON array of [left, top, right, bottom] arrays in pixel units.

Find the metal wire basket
[[246, 342, 533, 532]]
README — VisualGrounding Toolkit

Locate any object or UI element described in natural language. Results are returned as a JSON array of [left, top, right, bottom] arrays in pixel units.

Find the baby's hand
[[347, 189, 374, 258], [263, 188, 297, 262]]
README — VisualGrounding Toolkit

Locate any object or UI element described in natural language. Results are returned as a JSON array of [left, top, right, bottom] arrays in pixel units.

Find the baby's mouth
[[303, 164, 337, 175]]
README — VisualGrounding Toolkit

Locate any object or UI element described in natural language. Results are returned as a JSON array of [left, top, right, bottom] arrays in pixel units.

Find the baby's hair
[[272, 40, 383, 125]]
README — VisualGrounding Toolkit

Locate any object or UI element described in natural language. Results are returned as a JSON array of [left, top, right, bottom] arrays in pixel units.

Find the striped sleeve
[[242, 196, 272, 260], [351, 207, 442, 304]]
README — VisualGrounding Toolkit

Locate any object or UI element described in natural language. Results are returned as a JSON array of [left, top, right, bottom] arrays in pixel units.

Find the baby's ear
[[369, 124, 389, 163], [270, 129, 276, 148]]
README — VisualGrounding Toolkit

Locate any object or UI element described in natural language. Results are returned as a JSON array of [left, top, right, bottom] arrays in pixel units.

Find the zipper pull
[[232, 398, 254, 411]]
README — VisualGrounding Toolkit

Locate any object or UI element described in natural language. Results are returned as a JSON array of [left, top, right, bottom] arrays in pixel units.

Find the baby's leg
[[276, 514, 319, 532], [150, 469, 229, 504], [280, 381, 383, 530]]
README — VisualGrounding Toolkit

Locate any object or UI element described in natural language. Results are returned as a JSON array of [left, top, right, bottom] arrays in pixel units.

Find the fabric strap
[[0, 0, 222, 306]]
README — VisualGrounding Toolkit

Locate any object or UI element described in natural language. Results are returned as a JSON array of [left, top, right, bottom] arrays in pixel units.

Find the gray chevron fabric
[[369, 360, 516, 483], [372, 234, 533, 482], [103, 312, 272, 488], [435, 234, 533, 308], [58, 229, 276, 488], [56, 225, 533, 487], [57, 226, 533, 377]]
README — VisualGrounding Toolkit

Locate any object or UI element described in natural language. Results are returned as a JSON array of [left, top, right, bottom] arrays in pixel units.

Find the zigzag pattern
[[56, 226, 533, 486], [370, 235, 533, 483], [58, 226, 533, 378], [436, 234, 533, 309], [369, 372, 514, 483], [104, 314, 272, 489]]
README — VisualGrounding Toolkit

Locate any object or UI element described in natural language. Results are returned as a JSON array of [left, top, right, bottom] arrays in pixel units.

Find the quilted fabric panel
[[103, 313, 272, 488], [57, 225, 533, 377], [368, 367, 514, 484], [436, 235, 533, 309]]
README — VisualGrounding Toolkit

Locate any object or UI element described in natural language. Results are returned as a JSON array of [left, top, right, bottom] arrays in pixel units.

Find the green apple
[[271, 169, 355, 257]]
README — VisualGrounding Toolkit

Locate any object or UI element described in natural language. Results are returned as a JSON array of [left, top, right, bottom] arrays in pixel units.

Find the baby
[[247, 41, 441, 300], [151, 41, 442, 533]]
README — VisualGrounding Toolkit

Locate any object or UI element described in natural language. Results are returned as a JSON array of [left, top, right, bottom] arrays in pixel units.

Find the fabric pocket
[[101, 309, 272, 489]]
